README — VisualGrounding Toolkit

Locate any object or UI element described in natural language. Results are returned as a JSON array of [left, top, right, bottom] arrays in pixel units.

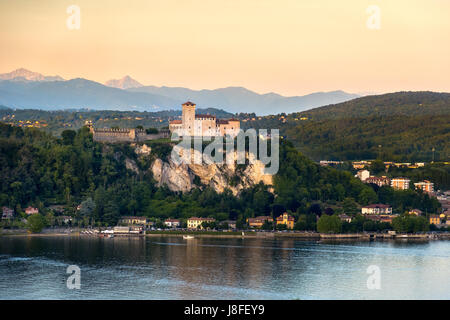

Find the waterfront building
[[276, 212, 295, 229], [429, 215, 441, 225], [1, 207, 14, 220], [361, 204, 392, 215], [391, 177, 411, 190], [247, 216, 273, 228], [365, 214, 397, 223], [187, 217, 216, 229], [221, 220, 237, 230], [24, 206, 38, 215], [113, 226, 131, 234], [164, 218, 181, 228], [169, 101, 240, 137], [414, 180, 434, 193], [356, 170, 370, 181], [119, 216, 148, 226]]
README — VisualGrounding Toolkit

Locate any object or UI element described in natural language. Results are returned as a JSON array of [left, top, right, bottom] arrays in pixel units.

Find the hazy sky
[[0, 0, 449, 96]]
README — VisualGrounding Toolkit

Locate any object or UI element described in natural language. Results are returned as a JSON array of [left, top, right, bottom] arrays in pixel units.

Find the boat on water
[[183, 235, 194, 240]]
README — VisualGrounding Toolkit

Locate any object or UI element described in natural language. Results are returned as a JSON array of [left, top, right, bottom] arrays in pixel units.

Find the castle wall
[[92, 128, 170, 143]]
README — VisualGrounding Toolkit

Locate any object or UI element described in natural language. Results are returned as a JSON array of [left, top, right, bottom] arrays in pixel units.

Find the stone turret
[[182, 101, 196, 136]]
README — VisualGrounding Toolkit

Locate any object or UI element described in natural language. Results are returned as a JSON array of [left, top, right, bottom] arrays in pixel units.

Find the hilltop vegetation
[[295, 91, 450, 120], [0, 123, 440, 229], [241, 92, 450, 162]]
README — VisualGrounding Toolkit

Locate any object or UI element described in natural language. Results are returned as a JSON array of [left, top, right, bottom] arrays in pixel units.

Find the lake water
[[0, 235, 449, 300]]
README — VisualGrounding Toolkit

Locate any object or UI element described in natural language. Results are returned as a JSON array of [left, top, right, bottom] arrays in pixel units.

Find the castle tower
[[84, 120, 94, 133], [182, 101, 196, 136]]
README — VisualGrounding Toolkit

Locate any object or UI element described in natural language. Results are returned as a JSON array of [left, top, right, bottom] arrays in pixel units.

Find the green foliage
[[317, 215, 342, 234], [26, 214, 46, 233], [0, 123, 441, 231], [391, 214, 429, 233], [145, 128, 159, 134]]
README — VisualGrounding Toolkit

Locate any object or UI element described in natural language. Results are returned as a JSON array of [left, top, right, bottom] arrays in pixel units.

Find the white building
[[356, 170, 370, 181], [169, 101, 240, 138]]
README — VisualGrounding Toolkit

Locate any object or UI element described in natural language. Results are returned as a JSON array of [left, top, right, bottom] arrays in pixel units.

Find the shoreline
[[2, 229, 450, 241]]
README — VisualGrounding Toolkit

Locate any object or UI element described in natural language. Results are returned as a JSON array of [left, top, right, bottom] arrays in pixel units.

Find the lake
[[0, 235, 449, 299]]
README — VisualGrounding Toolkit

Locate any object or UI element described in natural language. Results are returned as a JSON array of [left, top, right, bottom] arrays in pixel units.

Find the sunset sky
[[0, 0, 449, 96]]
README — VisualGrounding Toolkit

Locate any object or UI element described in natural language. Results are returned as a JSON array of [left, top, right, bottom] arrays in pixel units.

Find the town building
[[221, 220, 237, 230], [56, 216, 73, 224], [391, 177, 411, 190], [119, 216, 149, 226], [338, 214, 352, 223], [361, 204, 393, 215], [356, 170, 370, 181], [409, 209, 423, 216], [429, 215, 441, 225], [247, 216, 273, 228], [164, 218, 181, 228], [352, 161, 371, 169], [2, 207, 14, 220], [276, 212, 295, 229], [169, 101, 240, 137], [414, 180, 434, 193], [365, 176, 390, 187], [25, 206, 39, 215], [187, 217, 216, 229]]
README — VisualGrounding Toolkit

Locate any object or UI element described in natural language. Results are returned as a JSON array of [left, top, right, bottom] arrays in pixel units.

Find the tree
[[392, 214, 429, 233], [317, 215, 342, 234], [27, 214, 46, 233], [342, 197, 359, 216], [61, 130, 76, 145], [79, 197, 95, 218], [370, 159, 386, 174]]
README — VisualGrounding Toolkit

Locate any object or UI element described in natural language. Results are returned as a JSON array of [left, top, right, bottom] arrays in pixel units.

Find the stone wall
[[92, 128, 170, 143]]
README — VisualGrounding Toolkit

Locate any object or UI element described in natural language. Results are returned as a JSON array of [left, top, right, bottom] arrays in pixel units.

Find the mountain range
[[105, 75, 143, 90], [0, 68, 360, 114]]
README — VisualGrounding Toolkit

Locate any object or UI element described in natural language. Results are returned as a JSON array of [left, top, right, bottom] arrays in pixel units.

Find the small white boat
[[183, 235, 194, 240]]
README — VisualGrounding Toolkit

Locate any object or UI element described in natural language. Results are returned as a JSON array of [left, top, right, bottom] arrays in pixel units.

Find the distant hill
[[282, 92, 450, 161], [129, 86, 359, 115], [105, 75, 143, 89], [0, 68, 64, 82], [296, 91, 450, 120]]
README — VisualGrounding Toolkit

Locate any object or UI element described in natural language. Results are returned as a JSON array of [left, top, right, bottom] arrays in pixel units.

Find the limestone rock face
[[150, 151, 273, 194], [151, 158, 193, 193], [125, 158, 139, 174], [135, 144, 151, 155]]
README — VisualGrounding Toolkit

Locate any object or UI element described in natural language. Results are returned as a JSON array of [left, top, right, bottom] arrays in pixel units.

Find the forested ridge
[[0, 123, 440, 229], [241, 92, 450, 162]]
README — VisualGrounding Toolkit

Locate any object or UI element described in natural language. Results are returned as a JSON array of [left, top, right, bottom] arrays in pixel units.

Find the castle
[[169, 101, 240, 137], [85, 121, 170, 143]]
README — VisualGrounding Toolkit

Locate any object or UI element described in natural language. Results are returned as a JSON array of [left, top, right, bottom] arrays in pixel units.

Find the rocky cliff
[[149, 148, 273, 195]]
